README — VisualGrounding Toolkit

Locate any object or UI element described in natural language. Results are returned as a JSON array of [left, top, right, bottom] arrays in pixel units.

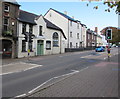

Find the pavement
[[26, 53, 119, 97]]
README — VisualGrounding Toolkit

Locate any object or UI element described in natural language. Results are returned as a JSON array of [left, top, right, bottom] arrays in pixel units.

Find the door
[[37, 40, 44, 55]]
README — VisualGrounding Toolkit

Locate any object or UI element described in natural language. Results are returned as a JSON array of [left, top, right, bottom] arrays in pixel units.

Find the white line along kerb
[[15, 94, 26, 98], [28, 69, 80, 94]]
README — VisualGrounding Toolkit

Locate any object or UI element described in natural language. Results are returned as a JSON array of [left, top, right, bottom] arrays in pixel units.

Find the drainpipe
[[12, 40, 15, 58], [68, 20, 69, 48], [60, 31, 62, 54]]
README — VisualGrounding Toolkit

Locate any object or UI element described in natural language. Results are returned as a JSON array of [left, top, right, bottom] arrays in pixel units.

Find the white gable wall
[[44, 9, 68, 48], [45, 9, 83, 49]]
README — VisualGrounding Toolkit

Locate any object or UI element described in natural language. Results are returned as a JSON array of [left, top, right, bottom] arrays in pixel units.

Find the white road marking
[[15, 94, 26, 98], [28, 67, 89, 94], [1, 62, 27, 67], [81, 55, 91, 58], [28, 78, 54, 94], [0, 65, 42, 76], [104, 58, 107, 60], [28, 70, 79, 94], [59, 56, 63, 57]]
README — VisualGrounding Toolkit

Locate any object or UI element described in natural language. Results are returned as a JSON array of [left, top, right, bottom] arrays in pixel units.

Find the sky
[[18, 1, 118, 34]]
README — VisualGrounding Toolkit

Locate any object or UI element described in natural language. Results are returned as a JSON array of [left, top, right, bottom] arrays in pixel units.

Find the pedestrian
[[107, 48, 110, 54]]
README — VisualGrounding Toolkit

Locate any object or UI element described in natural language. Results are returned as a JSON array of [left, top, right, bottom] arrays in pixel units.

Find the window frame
[[29, 24, 33, 34], [22, 40, 26, 52], [53, 32, 59, 47], [46, 41, 51, 50], [4, 4, 10, 12], [77, 33, 79, 39], [22, 23, 26, 34], [39, 25, 43, 36], [70, 31, 72, 38]]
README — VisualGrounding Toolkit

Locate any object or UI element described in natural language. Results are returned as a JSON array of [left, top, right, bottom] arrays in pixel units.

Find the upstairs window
[[29, 24, 33, 34], [4, 4, 10, 12], [53, 32, 59, 47], [70, 31, 72, 37], [3, 17, 9, 31], [77, 23, 79, 29], [77, 33, 79, 39], [22, 23, 26, 34], [4, 17, 9, 25], [39, 26, 43, 36]]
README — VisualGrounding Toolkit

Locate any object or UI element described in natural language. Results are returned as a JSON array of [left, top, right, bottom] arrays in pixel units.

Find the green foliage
[[87, 0, 120, 14]]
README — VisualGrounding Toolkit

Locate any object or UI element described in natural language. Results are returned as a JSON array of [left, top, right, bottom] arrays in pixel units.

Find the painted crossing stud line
[[1, 64, 43, 75]]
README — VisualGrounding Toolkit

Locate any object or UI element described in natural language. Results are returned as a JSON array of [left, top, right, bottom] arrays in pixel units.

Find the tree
[[87, 0, 120, 14]]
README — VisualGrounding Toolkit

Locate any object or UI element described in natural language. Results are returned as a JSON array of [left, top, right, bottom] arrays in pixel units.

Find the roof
[[50, 8, 77, 22], [18, 10, 39, 25], [87, 29, 97, 36], [44, 18, 67, 39], [3, 0, 20, 6]]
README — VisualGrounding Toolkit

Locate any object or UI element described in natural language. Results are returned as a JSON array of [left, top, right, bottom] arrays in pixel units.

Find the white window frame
[[4, 4, 10, 12]]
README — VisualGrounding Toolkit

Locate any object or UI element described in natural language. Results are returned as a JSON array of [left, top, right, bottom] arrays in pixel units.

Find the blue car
[[95, 46, 105, 52]]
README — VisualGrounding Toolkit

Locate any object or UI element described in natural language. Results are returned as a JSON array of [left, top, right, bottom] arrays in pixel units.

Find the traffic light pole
[[27, 34, 30, 61]]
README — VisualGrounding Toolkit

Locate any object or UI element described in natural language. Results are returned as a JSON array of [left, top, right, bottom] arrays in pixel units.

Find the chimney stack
[[95, 27, 98, 34], [72, 16, 74, 19], [64, 11, 67, 15]]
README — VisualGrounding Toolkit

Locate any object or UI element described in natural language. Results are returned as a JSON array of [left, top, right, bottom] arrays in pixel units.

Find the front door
[[37, 40, 44, 55]]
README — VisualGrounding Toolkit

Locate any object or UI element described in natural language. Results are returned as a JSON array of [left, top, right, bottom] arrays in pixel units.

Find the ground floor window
[[70, 42, 72, 48], [53, 32, 59, 47], [22, 40, 26, 52], [29, 42, 33, 52], [46, 41, 51, 50]]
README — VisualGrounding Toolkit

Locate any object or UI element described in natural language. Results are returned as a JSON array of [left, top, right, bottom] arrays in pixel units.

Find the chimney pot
[[64, 11, 67, 15]]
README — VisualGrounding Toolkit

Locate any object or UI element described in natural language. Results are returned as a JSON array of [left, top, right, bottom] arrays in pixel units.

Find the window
[[22, 40, 26, 52], [4, 17, 9, 25], [53, 32, 59, 47], [70, 42, 72, 48], [3, 17, 9, 31], [76, 43, 78, 48], [77, 33, 79, 39], [4, 25, 8, 31], [77, 23, 79, 29], [29, 25, 33, 34], [29, 42, 32, 52], [70, 21, 72, 26], [70, 31, 72, 37], [39, 26, 43, 36], [88, 34, 90, 39], [46, 41, 51, 50], [22, 23, 26, 34], [4, 4, 10, 12], [50, 13, 52, 17]]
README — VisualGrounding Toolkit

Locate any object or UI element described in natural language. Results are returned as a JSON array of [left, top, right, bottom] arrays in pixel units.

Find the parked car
[[95, 46, 105, 52]]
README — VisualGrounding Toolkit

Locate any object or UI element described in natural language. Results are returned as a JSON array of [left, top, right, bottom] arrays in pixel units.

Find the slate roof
[[50, 8, 77, 22], [44, 18, 67, 39], [18, 10, 66, 39], [3, 0, 20, 6], [18, 10, 39, 25]]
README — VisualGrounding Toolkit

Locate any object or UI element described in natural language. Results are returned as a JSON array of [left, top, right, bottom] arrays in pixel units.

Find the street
[[2, 48, 119, 98]]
